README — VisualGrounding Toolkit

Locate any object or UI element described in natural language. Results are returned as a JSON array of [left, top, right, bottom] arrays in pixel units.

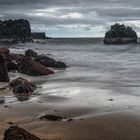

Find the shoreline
[[1, 89, 140, 139]]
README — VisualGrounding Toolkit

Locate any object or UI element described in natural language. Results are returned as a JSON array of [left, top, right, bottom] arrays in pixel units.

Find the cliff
[[31, 32, 47, 39], [0, 19, 31, 42]]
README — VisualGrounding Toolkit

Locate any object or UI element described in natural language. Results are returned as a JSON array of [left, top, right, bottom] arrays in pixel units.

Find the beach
[[1, 88, 140, 140], [1, 38, 140, 139]]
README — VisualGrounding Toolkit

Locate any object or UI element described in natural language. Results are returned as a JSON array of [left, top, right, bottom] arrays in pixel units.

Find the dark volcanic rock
[[18, 57, 54, 76], [104, 23, 138, 44], [0, 55, 10, 82], [9, 77, 37, 94], [39, 114, 64, 121], [6, 62, 19, 72], [0, 19, 31, 42], [25, 49, 38, 57], [54, 61, 67, 68], [39, 114, 74, 122], [3, 126, 41, 140], [35, 55, 67, 69]]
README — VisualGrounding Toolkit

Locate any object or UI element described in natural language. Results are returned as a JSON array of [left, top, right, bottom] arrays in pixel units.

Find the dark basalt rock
[[0, 54, 10, 82], [3, 126, 41, 140], [39, 114, 74, 122], [25, 49, 38, 57], [0, 19, 31, 42], [54, 61, 67, 68], [35, 55, 67, 69], [104, 23, 138, 44], [9, 77, 36, 94], [39, 114, 65, 121], [18, 57, 55, 76], [6, 62, 19, 72]]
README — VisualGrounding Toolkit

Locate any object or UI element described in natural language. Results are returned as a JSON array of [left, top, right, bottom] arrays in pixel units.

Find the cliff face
[[0, 19, 31, 42], [104, 23, 138, 44]]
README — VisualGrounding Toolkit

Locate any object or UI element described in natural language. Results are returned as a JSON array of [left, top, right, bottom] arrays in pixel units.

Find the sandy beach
[[1, 89, 140, 140]]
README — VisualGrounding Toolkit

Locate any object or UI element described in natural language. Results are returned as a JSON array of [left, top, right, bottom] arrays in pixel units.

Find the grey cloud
[[0, 0, 140, 36]]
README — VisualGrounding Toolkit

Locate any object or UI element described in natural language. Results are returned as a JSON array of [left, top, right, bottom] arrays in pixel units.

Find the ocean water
[[9, 38, 140, 115]]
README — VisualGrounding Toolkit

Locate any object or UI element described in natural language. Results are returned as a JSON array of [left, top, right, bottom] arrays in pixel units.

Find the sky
[[0, 0, 140, 37]]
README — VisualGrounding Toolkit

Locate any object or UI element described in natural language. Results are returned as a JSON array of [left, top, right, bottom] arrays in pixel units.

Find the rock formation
[[9, 77, 37, 95], [104, 23, 138, 44], [0, 19, 31, 42], [3, 126, 42, 140], [0, 47, 66, 76], [0, 54, 10, 82]]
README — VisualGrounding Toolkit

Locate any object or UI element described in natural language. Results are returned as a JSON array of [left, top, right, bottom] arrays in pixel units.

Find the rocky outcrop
[[9, 77, 37, 94], [31, 32, 47, 39], [18, 57, 54, 76], [0, 55, 10, 82], [3, 126, 42, 140], [0, 19, 31, 42], [0, 47, 66, 75], [104, 23, 138, 44]]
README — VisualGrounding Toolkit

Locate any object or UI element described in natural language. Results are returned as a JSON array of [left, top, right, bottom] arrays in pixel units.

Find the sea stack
[[0, 54, 10, 82], [0, 19, 31, 42], [104, 23, 138, 44]]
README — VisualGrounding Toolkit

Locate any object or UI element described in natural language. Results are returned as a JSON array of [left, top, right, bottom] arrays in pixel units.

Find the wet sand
[[1, 90, 140, 140]]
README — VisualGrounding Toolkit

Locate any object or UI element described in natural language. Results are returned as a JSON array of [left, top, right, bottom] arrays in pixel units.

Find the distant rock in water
[[104, 23, 138, 44], [0, 19, 31, 42], [31, 32, 47, 39]]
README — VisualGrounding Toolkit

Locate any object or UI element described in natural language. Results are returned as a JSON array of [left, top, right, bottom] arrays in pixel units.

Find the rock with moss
[[104, 23, 138, 44]]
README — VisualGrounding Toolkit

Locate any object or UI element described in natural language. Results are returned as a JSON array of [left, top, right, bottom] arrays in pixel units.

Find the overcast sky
[[0, 0, 140, 37]]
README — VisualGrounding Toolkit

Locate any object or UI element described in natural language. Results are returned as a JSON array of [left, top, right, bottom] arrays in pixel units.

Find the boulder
[[3, 126, 41, 140], [35, 55, 67, 69], [0, 55, 10, 82], [6, 62, 19, 72], [9, 77, 37, 95], [18, 57, 54, 76], [25, 49, 38, 57], [104, 23, 138, 44]]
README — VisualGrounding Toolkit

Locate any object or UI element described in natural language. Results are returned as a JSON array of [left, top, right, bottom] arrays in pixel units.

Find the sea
[[7, 38, 140, 116]]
